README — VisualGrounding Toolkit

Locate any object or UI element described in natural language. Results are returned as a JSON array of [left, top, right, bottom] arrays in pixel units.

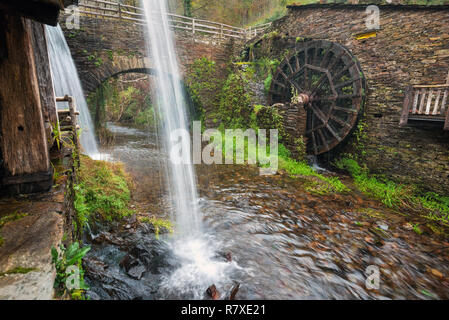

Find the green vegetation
[[0, 236, 3, 247], [218, 68, 254, 129], [0, 211, 28, 229], [186, 57, 222, 125], [52, 242, 90, 299], [335, 158, 449, 224], [87, 76, 155, 144], [139, 216, 174, 238], [74, 155, 134, 232], [0, 266, 38, 277], [278, 144, 349, 194]]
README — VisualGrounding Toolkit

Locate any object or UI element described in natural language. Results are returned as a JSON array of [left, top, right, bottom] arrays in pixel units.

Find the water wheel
[[268, 40, 366, 155]]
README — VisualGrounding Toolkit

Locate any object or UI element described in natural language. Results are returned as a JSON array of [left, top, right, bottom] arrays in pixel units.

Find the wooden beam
[[0, 14, 51, 190]]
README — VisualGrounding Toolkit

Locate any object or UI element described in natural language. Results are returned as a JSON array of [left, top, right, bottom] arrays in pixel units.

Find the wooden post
[[192, 19, 195, 35], [444, 106, 449, 131], [399, 86, 413, 127], [68, 96, 79, 150], [220, 24, 223, 39], [0, 14, 52, 194], [118, 2, 122, 20]]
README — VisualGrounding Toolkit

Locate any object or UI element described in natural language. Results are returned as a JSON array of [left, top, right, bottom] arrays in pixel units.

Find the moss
[[74, 155, 134, 231], [186, 57, 222, 125], [0, 211, 28, 229], [139, 216, 174, 238], [0, 236, 4, 247], [218, 69, 253, 129], [0, 267, 38, 277]]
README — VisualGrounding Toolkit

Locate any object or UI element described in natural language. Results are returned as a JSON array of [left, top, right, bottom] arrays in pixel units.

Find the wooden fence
[[75, 0, 271, 40]]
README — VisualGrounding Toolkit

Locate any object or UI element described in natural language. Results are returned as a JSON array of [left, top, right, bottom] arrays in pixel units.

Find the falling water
[[142, 0, 201, 234], [142, 0, 237, 298], [46, 25, 101, 159]]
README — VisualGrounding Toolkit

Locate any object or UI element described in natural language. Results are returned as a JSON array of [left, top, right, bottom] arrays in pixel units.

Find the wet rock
[[128, 265, 146, 280], [228, 283, 240, 300], [92, 232, 124, 246], [206, 284, 220, 300], [119, 254, 146, 280]]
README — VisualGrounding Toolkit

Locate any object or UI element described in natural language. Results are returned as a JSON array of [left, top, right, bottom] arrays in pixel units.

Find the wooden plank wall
[[0, 14, 51, 187]]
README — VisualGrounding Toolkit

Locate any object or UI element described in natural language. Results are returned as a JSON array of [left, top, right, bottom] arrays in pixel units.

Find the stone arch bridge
[[60, 4, 263, 94]]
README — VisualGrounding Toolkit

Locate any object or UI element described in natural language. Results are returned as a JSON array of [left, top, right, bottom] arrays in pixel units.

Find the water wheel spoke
[[329, 114, 352, 129], [279, 68, 306, 93], [308, 103, 328, 124], [319, 43, 334, 68], [310, 71, 331, 96], [317, 128, 329, 152], [312, 95, 338, 102], [332, 61, 356, 82], [272, 78, 287, 89], [286, 59, 294, 75], [334, 76, 362, 90], [333, 105, 358, 114], [325, 123, 342, 142]]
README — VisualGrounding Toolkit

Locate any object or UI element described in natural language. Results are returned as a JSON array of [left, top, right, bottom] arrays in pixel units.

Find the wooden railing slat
[[412, 89, 420, 114], [441, 90, 448, 115], [432, 90, 441, 115], [418, 90, 426, 114], [425, 90, 433, 115]]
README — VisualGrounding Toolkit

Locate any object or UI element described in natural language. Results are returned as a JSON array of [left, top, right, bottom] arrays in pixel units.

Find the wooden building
[[0, 0, 77, 194]]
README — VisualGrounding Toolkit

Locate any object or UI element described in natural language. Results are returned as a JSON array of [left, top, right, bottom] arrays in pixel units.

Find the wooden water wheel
[[268, 40, 366, 155]]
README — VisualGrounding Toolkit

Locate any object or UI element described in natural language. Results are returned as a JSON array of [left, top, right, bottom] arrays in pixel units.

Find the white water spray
[[46, 25, 101, 159]]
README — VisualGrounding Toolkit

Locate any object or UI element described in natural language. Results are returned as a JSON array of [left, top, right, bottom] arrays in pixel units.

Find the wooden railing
[[400, 84, 449, 130], [75, 0, 271, 40], [56, 95, 80, 151]]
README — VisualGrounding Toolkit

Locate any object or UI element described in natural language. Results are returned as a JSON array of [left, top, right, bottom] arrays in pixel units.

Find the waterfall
[[46, 25, 101, 159], [142, 0, 236, 298], [142, 0, 201, 234]]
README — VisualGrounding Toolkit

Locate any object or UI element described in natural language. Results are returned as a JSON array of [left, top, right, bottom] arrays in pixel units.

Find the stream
[[84, 122, 449, 300]]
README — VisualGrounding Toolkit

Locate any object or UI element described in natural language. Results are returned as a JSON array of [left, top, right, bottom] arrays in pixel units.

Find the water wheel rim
[[268, 40, 366, 155]]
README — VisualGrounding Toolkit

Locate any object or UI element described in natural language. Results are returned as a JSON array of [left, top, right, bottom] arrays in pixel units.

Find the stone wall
[[61, 15, 242, 94], [255, 4, 449, 195]]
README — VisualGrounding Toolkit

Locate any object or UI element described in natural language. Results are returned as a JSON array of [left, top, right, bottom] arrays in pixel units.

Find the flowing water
[[46, 25, 101, 158], [85, 123, 449, 300], [141, 0, 236, 298]]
